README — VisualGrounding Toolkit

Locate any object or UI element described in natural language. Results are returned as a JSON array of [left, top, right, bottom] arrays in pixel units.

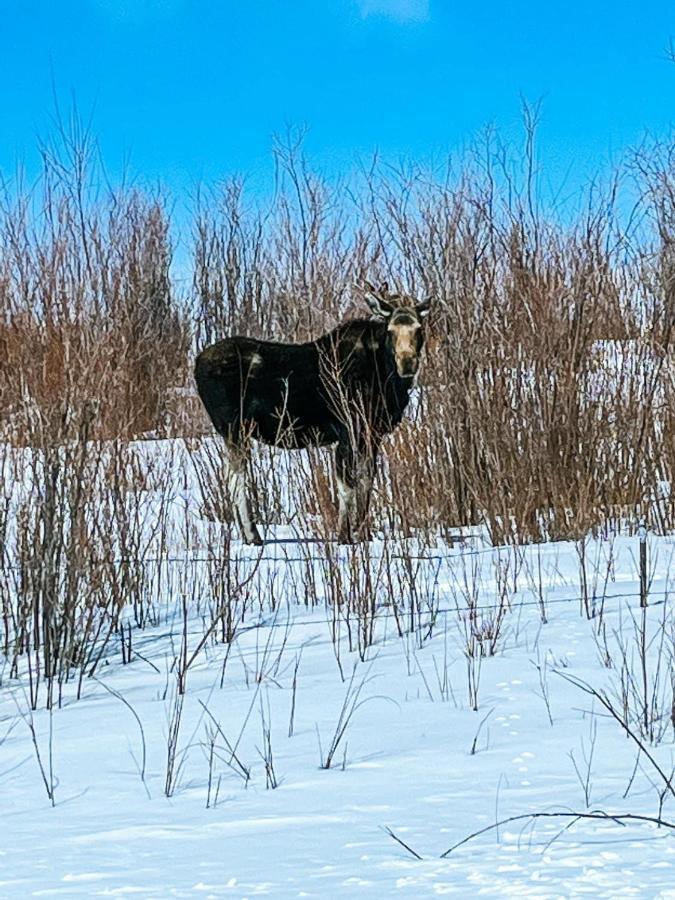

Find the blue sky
[[1, 0, 674, 197]]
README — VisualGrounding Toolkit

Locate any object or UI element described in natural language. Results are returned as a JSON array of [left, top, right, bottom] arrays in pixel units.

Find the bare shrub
[[6, 113, 675, 706]]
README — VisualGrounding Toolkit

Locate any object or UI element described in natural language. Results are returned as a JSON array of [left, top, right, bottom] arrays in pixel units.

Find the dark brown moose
[[194, 282, 431, 544]]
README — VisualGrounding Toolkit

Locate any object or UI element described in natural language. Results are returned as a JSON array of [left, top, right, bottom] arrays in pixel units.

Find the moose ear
[[362, 282, 394, 319], [416, 296, 432, 318]]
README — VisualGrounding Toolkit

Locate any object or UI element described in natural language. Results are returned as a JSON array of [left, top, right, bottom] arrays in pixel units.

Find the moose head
[[363, 280, 431, 379]]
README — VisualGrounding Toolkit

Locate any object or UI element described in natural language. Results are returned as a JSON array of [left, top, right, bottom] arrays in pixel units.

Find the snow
[[3, 450, 675, 897]]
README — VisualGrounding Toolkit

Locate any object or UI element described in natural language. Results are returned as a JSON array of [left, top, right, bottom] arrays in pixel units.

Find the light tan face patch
[[388, 319, 421, 375]]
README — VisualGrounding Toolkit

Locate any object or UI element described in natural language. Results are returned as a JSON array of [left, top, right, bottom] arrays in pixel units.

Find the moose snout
[[396, 356, 418, 378]]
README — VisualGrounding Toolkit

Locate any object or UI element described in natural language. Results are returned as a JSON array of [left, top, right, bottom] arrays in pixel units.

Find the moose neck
[[374, 323, 415, 412]]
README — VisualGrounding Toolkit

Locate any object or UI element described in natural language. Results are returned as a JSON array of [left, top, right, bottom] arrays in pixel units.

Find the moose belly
[[241, 380, 340, 449], [248, 419, 338, 449]]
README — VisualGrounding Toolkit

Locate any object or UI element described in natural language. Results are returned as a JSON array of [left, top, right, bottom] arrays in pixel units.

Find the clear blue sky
[[1, 0, 674, 196]]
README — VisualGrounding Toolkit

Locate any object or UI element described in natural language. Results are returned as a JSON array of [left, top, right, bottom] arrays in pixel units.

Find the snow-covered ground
[[3, 511, 675, 897]]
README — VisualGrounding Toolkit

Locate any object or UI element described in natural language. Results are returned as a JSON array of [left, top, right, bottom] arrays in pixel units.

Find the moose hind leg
[[353, 454, 376, 540], [224, 442, 262, 546], [336, 442, 356, 543]]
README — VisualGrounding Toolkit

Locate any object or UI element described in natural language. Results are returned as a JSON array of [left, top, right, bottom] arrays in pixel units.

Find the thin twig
[[440, 811, 675, 858], [383, 825, 424, 860]]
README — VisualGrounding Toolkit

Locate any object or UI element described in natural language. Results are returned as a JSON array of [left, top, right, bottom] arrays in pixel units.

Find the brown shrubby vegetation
[[3, 117, 675, 704], [192, 129, 675, 543]]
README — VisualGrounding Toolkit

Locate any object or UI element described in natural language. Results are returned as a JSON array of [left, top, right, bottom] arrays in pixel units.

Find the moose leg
[[353, 450, 376, 539], [335, 441, 376, 543], [224, 441, 262, 546]]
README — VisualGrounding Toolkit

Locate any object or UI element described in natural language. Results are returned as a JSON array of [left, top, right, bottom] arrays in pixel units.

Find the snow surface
[[3, 505, 675, 895]]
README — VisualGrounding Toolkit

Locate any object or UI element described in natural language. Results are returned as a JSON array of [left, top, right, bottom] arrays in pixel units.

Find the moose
[[194, 282, 431, 544]]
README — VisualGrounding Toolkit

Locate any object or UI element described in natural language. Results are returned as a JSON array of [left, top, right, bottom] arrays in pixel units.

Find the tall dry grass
[[191, 128, 675, 543], [3, 117, 675, 702]]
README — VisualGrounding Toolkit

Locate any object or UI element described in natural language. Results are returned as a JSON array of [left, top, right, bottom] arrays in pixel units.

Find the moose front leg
[[224, 441, 263, 546], [335, 441, 377, 543]]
